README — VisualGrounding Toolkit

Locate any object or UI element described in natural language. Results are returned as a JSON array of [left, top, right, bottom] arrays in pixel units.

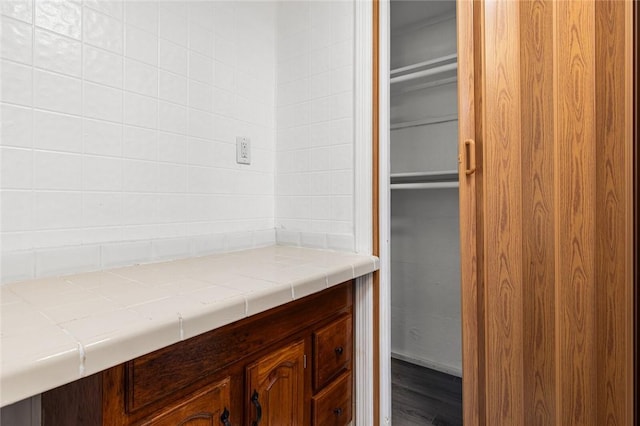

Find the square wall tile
[[188, 51, 213, 85], [159, 38, 187, 76], [83, 193, 122, 227], [34, 191, 82, 230], [35, 0, 81, 40], [159, 70, 187, 105], [189, 24, 214, 57], [158, 102, 188, 135], [123, 159, 156, 192], [83, 118, 122, 156], [1, 148, 32, 190], [125, 59, 158, 97], [33, 110, 82, 153], [101, 241, 153, 268], [1, 104, 32, 148], [188, 80, 212, 112], [34, 29, 82, 77], [124, 92, 158, 129], [84, 45, 123, 88], [35, 245, 101, 277], [124, 0, 158, 34], [1, 60, 32, 106], [84, 6, 123, 54], [123, 126, 157, 161], [83, 156, 123, 191], [159, 2, 187, 46], [0, 250, 35, 283], [125, 25, 158, 66], [84, 0, 122, 19], [34, 69, 82, 115], [33, 151, 82, 191], [1, 16, 32, 64], [158, 133, 187, 164], [1, 0, 33, 23], [1, 190, 33, 232], [122, 194, 155, 226], [83, 81, 123, 122]]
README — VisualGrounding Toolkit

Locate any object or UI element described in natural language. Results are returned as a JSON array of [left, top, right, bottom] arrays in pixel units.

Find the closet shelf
[[391, 181, 459, 190], [391, 114, 458, 130], [390, 54, 457, 93], [390, 170, 458, 184]]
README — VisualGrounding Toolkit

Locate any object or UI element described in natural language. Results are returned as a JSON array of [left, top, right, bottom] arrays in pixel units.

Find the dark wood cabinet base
[[42, 281, 354, 426]]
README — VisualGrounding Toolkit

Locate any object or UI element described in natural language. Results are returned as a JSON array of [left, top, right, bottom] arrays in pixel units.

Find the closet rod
[[390, 62, 457, 85], [390, 182, 459, 190], [390, 53, 458, 77], [390, 170, 458, 180], [390, 115, 458, 130], [391, 76, 457, 95]]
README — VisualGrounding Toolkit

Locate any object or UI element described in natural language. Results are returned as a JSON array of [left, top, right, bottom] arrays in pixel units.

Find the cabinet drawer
[[311, 372, 352, 426], [313, 314, 352, 391]]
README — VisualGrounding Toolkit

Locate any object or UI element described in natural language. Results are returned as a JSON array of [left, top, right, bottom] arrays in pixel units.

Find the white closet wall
[[390, 0, 461, 376]]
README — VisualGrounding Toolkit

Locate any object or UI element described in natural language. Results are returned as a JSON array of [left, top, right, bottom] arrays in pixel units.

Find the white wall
[[274, 0, 355, 251], [389, 2, 461, 375], [390, 189, 461, 375], [0, 0, 278, 284]]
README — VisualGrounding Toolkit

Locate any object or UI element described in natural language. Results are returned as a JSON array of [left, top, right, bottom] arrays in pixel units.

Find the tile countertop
[[0, 245, 379, 407]]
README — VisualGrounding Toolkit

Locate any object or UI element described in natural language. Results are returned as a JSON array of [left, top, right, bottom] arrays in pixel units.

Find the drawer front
[[313, 314, 352, 391], [311, 372, 352, 426]]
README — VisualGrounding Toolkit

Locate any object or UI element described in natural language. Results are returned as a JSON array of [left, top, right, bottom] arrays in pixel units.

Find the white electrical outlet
[[236, 137, 251, 165]]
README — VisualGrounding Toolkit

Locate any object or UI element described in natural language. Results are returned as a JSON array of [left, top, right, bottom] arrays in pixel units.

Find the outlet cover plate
[[236, 137, 251, 165]]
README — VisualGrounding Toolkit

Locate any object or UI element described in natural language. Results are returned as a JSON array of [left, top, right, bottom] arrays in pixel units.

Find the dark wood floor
[[391, 358, 462, 426]]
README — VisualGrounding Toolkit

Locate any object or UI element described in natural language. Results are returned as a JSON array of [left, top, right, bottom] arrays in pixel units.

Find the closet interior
[[390, 1, 462, 424]]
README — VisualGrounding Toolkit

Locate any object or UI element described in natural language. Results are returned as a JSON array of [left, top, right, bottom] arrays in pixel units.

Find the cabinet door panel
[[246, 340, 305, 426], [141, 377, 231, 426]]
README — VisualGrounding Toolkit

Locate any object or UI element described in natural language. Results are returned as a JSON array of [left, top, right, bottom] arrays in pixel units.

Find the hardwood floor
[[391, 358, 462, 426]]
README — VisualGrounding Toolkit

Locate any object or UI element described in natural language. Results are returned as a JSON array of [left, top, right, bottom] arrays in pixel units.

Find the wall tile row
[[1, 0, 356, 283], [1, 0, 278, 283], [274, 0, 355, 249]]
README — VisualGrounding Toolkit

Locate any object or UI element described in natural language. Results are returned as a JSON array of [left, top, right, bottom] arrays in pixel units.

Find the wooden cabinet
[[42, 281, 354, 426]]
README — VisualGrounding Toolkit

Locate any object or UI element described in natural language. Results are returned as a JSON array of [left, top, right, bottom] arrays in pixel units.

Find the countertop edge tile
[[0, 344, 80, 407], [0, 245, 378, 406], [180, 295, 248, 341]]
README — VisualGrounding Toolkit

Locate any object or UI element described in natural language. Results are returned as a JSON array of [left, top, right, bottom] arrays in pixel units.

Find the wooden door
[[246, 340, 305, 426], [141, 377, 231, 426], [457, 0, 635, 424]]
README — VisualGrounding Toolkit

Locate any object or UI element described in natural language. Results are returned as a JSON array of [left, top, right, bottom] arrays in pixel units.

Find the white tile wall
[[275, 0, 355, 251], [1, 0, 279, 283], [1, 0, 356, 285]]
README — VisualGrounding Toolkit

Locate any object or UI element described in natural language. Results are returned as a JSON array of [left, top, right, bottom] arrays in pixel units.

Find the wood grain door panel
[[457, 0, 635, 424], [246, 340, 305, 426]]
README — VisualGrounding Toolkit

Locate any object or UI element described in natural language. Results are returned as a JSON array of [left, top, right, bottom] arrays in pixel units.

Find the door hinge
[[303, 354, 307, 368]]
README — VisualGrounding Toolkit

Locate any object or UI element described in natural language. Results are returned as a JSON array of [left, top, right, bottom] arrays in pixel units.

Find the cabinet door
[[141, 377, 232, 426], [245, 340, 305, 426]]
